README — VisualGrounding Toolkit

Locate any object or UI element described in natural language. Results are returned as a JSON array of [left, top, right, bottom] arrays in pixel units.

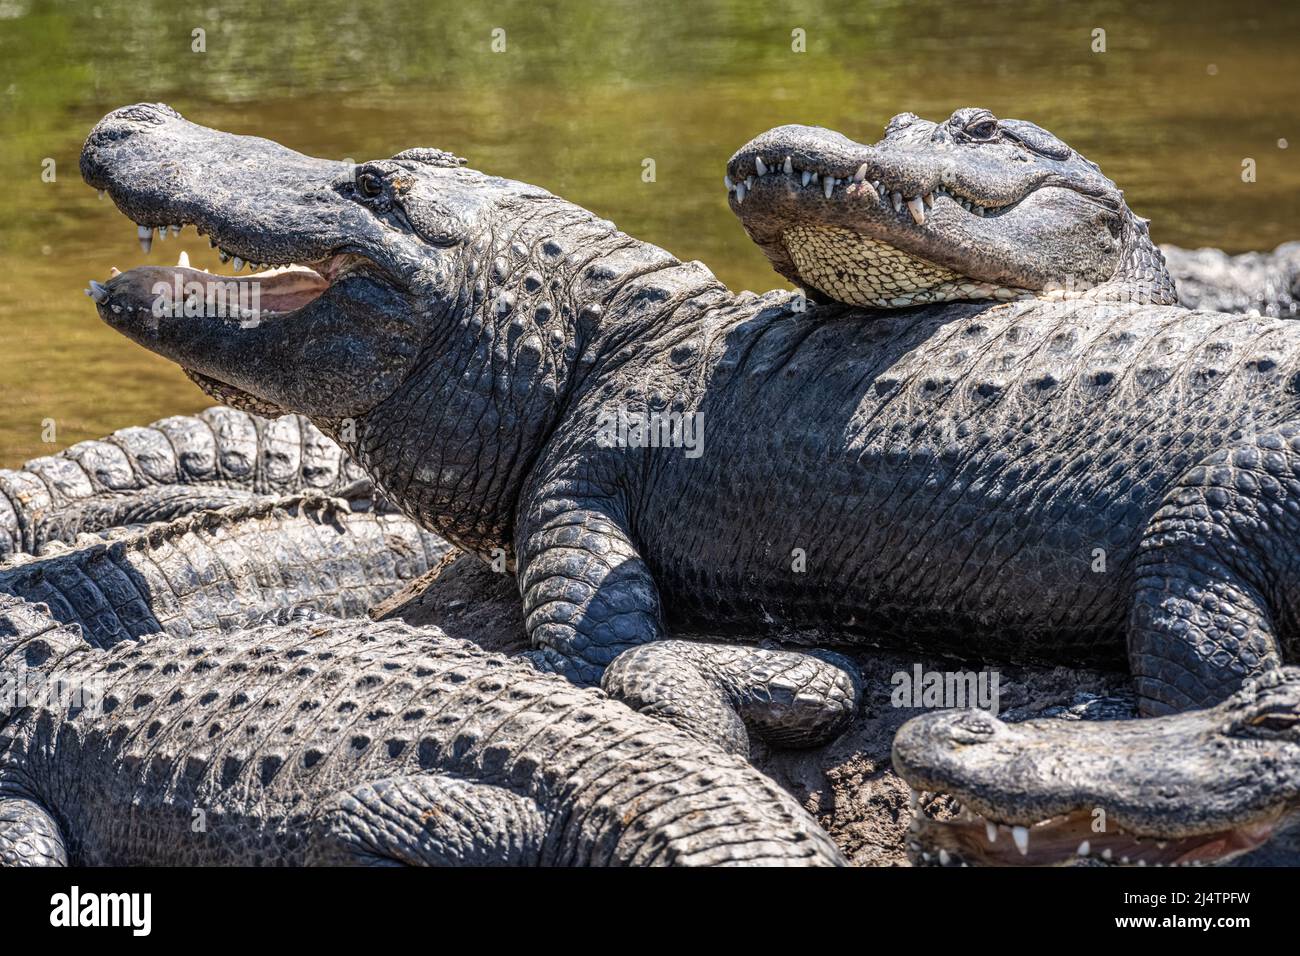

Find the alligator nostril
[[950, 711, 999, 744]]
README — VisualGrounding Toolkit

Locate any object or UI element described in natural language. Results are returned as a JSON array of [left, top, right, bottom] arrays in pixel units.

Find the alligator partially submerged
[[80, 105, 1300, 776], [0, 406, 369, 559], [891, 669, 1300, 866], [1162, 241, 1300, 318], [0, 590, 843, 865]]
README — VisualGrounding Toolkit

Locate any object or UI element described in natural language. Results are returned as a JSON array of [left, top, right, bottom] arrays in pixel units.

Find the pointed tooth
[[923, 192, 934, 209], [176, 250, 191, 268], [232, 256, 245, 272], [755, 156, 767, 176], [724, 174, 734, 190], [745, 176, 755, 189], [1077, 840, 1091, 857], [97, 189, 106, 200], [734, 182, 746, 204], [801, 170, 813, 187], [155, 224, 166, 241], [783, 156, 793, 175], [975, 206, 986, 217], [823, 176, 835, 199], [891, 191, 903, 213], [1102, 848, 1113, 861], [853, 163, 868, 183], [908, 788, 920, 810], [137, 225, 153, 253], [1011, 826, 1029, 856], [109, 266, 121, 277], [985, 822, 998, 843], [938, 849, 951, 866], [907, 195, 926, 225], [87, 280, 109, 303]]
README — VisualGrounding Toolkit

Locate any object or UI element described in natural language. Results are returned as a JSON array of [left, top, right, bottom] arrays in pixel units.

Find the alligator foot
[[0, 794, 68, 866], [310, 774, 546, 866], [602, 640, 861, 755]]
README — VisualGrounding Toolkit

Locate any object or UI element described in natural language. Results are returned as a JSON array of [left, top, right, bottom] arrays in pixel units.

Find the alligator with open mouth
[[77, 106, 1300, 859]]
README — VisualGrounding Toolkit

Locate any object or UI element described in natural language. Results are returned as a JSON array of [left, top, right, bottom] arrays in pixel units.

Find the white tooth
[[823, 176, 835, 199], [232, 256, 245, 272], [1102, 848, 1113, 861], [176, 250, 190, 268], [891, 191, 903, 213], [97, 189, 106, 200], [854, 163, 868, 183], [783, 156, 793, 175], [755, 156, 767, 176], [734, 182, 746, 204], [1011, 826, 1029, 856], [908, 789, 920, 810], [1120, 856, 1130, 865], [923, 192, 934, 209], [170, 224, 181, 235], [137, 225, 153, 253], [907, 195, 926, 225], [87, 280, 109, 303], [1077, 840, 1091, 856], [801, 170, 813, 187], [109, 266, 121, 277], [155, 224, 166, 241], [810, 172, 819, 184], [745, 176, 755, 189], [724, 175, 734, 190], [985, 822, 998, 843], [975, 206, 986, 217], [938, 849, 950, 865]]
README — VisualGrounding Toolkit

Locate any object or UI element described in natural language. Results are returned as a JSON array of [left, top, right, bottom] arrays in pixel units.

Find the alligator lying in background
[[0, 590, 843, 865], [78, 105, 1300, 783], [0, 406, 369, 559], [0, 494, 447, 646], [891, 669, 1300, 866], [1162, 241, 1300, 318]]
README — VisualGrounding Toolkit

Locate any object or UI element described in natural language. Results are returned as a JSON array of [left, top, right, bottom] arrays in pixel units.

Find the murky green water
[[0, 0, 1297, 465]]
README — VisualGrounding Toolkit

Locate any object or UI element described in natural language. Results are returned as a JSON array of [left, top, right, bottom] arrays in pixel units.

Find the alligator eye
[[357, 172, 384, 198], [967, 120, 998, 140], [1250, 712, 1300, 732]]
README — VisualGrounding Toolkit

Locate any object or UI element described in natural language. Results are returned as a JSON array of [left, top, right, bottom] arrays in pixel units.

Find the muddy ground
[[383, 549, 1299, 867]]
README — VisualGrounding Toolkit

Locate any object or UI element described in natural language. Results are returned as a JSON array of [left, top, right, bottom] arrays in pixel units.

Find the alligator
[[1162, 241, 1300, 318], [0, 494, 448, 647], [1, 406, 370, 560], [727, 109, 1177, 308], [891, 668, 1300, 866], [0, 590, 844, 865], [79, 104, 1300, 766]]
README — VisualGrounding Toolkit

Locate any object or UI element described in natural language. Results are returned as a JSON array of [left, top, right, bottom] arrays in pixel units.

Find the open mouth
[[906, 788, 1287, 867], [83, 203, 374, 325]]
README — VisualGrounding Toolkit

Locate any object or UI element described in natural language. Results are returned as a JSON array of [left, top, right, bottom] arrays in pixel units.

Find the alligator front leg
[[309, 774, 546, 866], [0, 793, 68, 866], [518, 498, 860, 753]]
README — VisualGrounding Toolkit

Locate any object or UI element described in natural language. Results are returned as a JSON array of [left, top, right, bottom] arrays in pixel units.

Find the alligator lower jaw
[[907, 792, 1286, 867], [781, 225, 1042, 308]]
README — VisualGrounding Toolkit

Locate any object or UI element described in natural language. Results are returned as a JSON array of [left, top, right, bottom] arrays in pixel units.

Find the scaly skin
[[0, 406, 370, 559], [0, 594, 844, 866], [726, 109, 1176, 308], [891, 669, 1300, 867], [78, 105, 1300, 760], [1162, 241, 1300, 318], [0, 494, 448, 647]]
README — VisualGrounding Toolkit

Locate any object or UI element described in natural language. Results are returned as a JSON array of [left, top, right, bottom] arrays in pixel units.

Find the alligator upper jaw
[[906, 793, 1288, 867]]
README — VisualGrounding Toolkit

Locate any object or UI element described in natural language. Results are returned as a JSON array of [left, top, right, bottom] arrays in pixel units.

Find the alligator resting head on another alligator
[[891, 668, 1300, 867], [726, 108, 1177, 307]]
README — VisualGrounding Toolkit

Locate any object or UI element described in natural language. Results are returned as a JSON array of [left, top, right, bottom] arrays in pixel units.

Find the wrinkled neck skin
[[316, 196, 730, 559]]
